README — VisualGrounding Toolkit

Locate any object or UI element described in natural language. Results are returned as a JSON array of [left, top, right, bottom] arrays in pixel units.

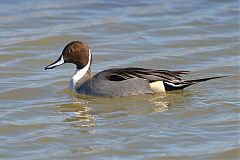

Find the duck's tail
[[185, 76, 228, 84], [164, 76, 227, 91]]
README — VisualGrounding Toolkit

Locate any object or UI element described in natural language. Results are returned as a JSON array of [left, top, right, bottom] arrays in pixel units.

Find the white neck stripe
[[70, 49, 91, 90]]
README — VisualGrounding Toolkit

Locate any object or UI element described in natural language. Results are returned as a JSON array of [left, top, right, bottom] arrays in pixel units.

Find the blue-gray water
[[0, 0, 239, 159]]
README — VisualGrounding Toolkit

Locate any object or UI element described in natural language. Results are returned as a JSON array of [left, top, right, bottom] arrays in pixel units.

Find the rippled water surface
[[0, 0, 239, 159]]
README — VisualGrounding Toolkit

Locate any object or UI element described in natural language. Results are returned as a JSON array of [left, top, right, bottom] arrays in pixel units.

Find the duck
[[45, 41, 225, 97]]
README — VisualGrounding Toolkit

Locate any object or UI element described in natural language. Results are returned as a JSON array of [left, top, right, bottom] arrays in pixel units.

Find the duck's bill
[[45, 55, 64, 70]]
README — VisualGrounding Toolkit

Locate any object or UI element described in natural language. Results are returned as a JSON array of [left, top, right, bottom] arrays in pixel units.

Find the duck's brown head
[[45, 41, 91, 70]]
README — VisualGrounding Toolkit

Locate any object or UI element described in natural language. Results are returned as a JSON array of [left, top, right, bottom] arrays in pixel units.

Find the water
[[0, 0, 239, 159]]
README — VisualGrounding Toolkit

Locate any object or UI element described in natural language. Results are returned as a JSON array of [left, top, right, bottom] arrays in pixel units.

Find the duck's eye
[[69, 48, 74, 53]]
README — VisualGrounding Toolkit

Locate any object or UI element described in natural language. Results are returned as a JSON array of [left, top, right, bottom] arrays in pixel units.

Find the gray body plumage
[[76, 69, 154, 96]]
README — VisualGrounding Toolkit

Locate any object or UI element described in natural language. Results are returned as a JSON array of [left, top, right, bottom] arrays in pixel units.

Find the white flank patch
[[149, 81, 165, 92], [70, 49, 91, 90]]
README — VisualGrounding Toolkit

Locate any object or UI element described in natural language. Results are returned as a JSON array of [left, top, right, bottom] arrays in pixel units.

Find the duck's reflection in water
[[148, 93, 169, 112], [58, 101, 96, 132], [58, 90, 190, 133]]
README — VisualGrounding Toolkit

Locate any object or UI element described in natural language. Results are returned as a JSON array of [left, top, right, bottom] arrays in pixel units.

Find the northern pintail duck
[[45, 41, 225, 97]]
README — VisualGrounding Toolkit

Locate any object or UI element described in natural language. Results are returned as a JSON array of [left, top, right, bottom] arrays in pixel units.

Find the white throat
[[70, 49, 91, 90]]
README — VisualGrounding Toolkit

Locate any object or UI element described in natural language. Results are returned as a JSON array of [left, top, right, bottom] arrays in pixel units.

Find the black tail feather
[[163, 76, 227, 91], [186, 76, 228, 83]]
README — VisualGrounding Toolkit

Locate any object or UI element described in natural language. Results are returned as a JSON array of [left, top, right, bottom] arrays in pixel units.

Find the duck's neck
[[70, 68, 91, 90], [70, 49, 92, 90]]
